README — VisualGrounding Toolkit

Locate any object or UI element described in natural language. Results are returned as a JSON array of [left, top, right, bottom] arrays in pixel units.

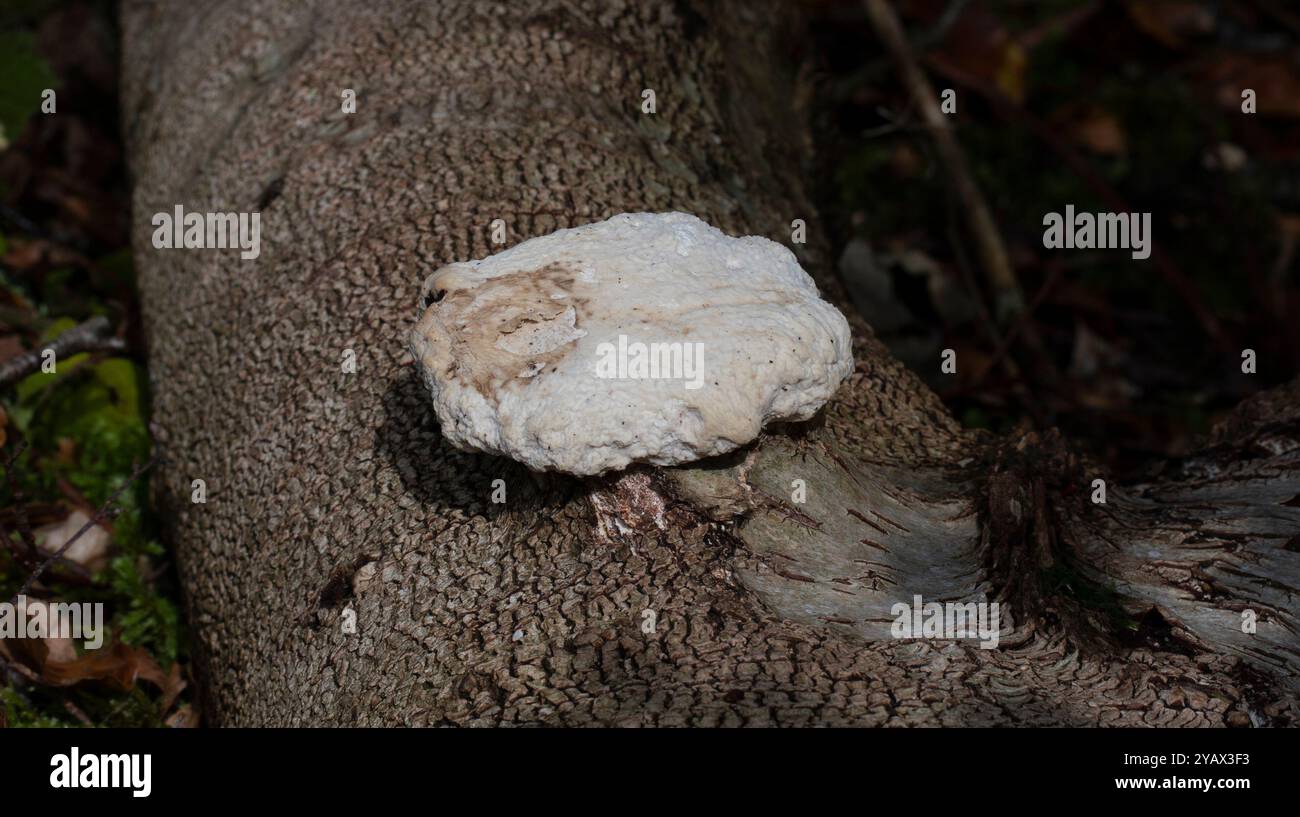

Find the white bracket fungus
[[409, 212, 853, 475]]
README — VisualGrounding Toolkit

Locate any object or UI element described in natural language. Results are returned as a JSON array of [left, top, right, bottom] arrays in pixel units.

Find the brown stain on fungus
[[416, 262, 590, 398]]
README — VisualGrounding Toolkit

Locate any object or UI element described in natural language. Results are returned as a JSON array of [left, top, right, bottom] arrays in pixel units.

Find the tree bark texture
[[122, 0, 1299, 726]]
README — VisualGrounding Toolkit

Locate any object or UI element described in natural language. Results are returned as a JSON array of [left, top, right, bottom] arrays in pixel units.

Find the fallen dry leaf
[[34, 509, 111, 573], [1125, 0, 1215, 49], [1052, 104, 1127, 156], [2, 630, 188, 720], [890, 142, 923, 178], [1275, 213, 1300, 239], [42, 639, 186, 707], [919, 1, 1027, 103], [164, 703, 200, 728], [0, 238, 89, 273], [55, 437, 77, 466], [0, 598, 79, 665], [1199, 53, 1300, 119]]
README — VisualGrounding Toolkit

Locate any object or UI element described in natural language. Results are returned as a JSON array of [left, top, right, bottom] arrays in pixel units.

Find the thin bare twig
[[914, 0, 973, 50], [63, 699, 94, 726], [972, 260, 1067, 392], [0, 316, 128, 390], [863, 0, 1025, 323], [1017, 0, 1102, 51]]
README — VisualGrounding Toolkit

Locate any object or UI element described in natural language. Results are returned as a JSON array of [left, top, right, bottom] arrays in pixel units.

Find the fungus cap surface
[[410, 212, 853, 475]]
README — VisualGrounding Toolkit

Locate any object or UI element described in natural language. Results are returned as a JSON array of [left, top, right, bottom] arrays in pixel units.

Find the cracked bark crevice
[[661, 412, 1300, 693]]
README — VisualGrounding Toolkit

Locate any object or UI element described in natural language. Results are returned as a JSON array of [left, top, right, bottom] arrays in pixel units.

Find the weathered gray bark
[[122, 0, 1299, 726]]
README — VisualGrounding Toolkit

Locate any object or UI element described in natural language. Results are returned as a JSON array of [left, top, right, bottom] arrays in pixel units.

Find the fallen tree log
[[122, 0, 1299, 726]]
